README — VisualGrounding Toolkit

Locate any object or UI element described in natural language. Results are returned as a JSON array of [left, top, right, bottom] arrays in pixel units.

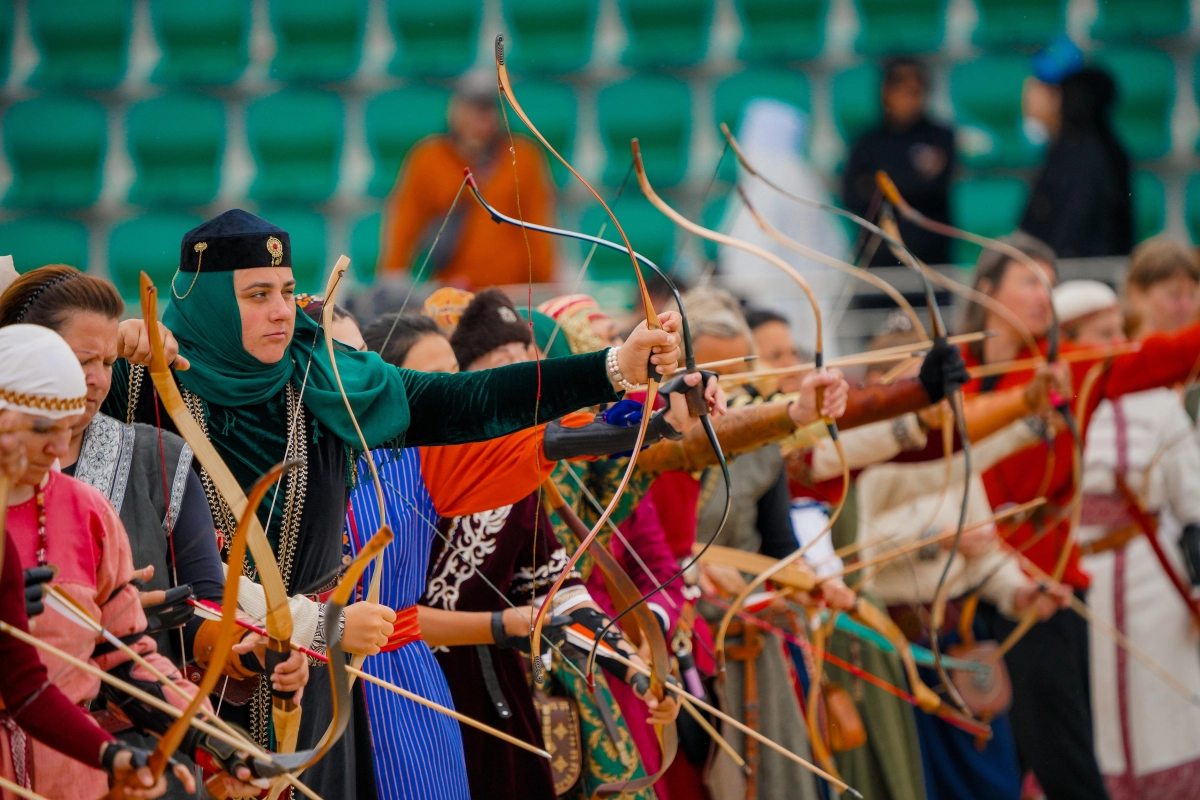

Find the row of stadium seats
[[0, 0, 1191, 87], [2, 49, 1180, 211], [0, 169, 1182, 296]]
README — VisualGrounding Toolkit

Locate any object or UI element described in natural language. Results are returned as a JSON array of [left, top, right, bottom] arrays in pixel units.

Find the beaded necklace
[[33, 484, 47, 567]]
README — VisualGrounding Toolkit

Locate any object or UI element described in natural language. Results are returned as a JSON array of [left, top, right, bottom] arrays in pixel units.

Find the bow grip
[[264, 640, 296, 703]]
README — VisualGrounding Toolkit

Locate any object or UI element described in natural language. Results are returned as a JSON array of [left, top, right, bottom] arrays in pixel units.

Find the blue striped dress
[[345, 448, 470, 800]]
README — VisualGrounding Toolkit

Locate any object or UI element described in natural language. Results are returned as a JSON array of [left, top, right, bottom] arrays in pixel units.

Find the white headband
[[0, 324, 87, 419]]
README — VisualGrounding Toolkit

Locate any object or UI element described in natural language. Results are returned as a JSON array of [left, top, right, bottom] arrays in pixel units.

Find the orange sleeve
[[380, 140, 439, 275], [420, 425, 555, 518]]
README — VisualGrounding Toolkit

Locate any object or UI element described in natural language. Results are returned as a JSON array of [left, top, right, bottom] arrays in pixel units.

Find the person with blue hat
[[1021, 37, 1133, 259], [101, 208, 690, 800]]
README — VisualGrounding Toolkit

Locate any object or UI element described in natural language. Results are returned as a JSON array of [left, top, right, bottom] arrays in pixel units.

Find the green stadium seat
[[246, 89, 343, 204], [28, 0, 130, 88], [972, 0, 1066, 48], [107, 211, 202, 303], [254, 207, 328, 292], [854, 0, 946, 56], [1092, 0, 1188, 41], [713, 68, 811, 181], [733, 0, 826, 63], [597, 75, 691, 189], [349, 211, 382, 285], [1132, 170, 1166, 243], [1094, 47, 1175, 161], [269, 0, 366, 82], [618, 0, 714, 68], [388, 0, 482, 78], [0, 215, 89, 272], [951, 55, 1043, 169], [126, 92, 225, 207], [507, 79, 578, 187], [149, 0, 249, 85], [579, 196, 675, 283], [950, 177, 1028, 265], [1186, 174, 1200, 244], [4, 95, 107, 209], [831, 64, 881, 146], [365, 85, 451, 198], [503, 0, 597, 73], [0, 0, 13, 86]]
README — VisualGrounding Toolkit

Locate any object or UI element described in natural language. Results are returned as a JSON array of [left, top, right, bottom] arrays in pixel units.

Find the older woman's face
[[1068, 308, 1125, 347], [55, 311, 119, 432], [11, 410, 78, 486], [467, 341, 535, 372], [752, 320, 804, 393], [692, 333, 751, 376]]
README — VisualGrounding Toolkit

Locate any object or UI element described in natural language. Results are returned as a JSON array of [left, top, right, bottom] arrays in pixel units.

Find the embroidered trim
[[165, 443, 192, 532], [0, 386, 85, 413], [515, 546, 577, 596], [75, 413, 137, 514], [126, 364, 145, 425]]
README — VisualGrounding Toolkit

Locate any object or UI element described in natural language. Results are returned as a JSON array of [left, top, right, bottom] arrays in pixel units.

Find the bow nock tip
[[494, 34, 505, 64]]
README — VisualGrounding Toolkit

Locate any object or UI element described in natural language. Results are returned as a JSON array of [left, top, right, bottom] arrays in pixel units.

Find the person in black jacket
[[1020, 66, 1133, 258], [843, 57, 956, 266]]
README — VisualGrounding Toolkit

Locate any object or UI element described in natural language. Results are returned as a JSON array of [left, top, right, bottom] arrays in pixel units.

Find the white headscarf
[[1052, 280, 1119, 327], [0, 324, 87, 419]]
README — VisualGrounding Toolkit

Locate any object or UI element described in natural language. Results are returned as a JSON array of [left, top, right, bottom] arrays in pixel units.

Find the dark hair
[[1126, 236, 1200, 291], [742, 306, 789, 332], [961, 232, 1058, 343], [883, 57, 927, 90], [362, 312, 442, 368], [0, 264, 124, 331], [298, 296, 355, 326]]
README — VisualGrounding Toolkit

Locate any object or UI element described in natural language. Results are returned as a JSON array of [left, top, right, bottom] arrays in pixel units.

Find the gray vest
[[74, 412, 192, 594]]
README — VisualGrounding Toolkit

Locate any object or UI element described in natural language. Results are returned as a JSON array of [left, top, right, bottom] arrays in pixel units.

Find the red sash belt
[[380, 604, 422, 652]]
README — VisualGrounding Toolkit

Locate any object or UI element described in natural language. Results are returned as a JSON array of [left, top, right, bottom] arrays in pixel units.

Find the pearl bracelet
[[606, 346, 638, 393]]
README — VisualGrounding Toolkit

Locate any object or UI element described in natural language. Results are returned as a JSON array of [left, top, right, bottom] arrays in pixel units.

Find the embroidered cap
[[0, 324, 87, 418], [179, 209, 292, 273]]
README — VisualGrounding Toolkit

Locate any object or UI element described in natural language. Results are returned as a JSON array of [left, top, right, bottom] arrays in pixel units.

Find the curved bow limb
[[719, 127, 929, 344], [540, 478, 679, 796], [629, 139, 850, 671], [492, 36, 664, 675], [139, 273, 304, 752], [100, 459, 300, 799]]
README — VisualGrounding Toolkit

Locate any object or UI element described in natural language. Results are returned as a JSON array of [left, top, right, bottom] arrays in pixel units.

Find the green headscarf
[[162, 270, 410, 449], [519, 308, 573, 360]]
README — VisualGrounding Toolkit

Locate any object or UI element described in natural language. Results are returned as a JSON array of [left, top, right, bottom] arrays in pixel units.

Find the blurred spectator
[[842, 57, 955, 266], [1123, 236, 1200, 339], [379, 72, 557, 288], [723, 99, 848, 358], [745, 306, 806, 394], [1021, 40, 1132, 259]]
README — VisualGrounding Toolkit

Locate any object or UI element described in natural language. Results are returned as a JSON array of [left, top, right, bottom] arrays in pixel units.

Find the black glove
[[1181, 523, 1200, 587], [490, 610, 570, 653], [99, 740, 187, 781], [918, 337, 970, 403], [185, 723, 282, 782], [22, 566, 53, 618], [659, 369, 718, 420], [142, 584, 195, 635]]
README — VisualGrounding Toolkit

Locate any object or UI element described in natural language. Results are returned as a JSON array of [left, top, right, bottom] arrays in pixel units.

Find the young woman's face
[[55, 310, 119, 431], [402, 334, 459, 373], [1068, 308, 1125, 347], [752, 320, 803, 393], [985, 259, 1056, 342], [234, 267, 296, 363], [1129, 273, 1199, 335]]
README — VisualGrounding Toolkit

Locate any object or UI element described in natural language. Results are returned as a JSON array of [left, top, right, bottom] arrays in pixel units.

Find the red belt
[[381, 605, 422, 652]]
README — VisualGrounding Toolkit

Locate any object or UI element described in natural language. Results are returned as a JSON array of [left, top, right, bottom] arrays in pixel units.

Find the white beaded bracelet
[[606, 346, 639, 393]]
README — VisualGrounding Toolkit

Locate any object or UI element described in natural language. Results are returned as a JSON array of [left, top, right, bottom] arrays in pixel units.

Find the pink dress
[[0, 472, 203, 799]]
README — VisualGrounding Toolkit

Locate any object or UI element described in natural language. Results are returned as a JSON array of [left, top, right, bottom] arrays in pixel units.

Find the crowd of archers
[[9, 51, 1200, 800]]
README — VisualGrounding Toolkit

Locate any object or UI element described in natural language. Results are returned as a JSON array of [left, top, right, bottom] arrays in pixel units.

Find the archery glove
[[1181, 523, 1200, 587], [22, 566, 53, 618], [566, 606, 641, 687], [142, 584, 195, 635], [918, 337, 970, 403], [490, 610, 570, 653]]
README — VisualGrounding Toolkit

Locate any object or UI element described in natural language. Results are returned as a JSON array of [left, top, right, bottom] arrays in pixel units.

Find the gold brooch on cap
[[171, 241, 207, 300], [266, 236, 284, 267]]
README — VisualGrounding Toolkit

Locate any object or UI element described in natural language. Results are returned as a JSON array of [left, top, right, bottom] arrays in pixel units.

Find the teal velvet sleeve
[[399, 350, 619, 447]]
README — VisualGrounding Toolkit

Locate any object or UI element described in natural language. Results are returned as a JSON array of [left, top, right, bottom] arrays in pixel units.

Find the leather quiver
[[823, 682, 867, 752]]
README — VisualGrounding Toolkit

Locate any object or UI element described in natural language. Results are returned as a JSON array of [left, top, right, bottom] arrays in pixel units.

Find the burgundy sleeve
[[0, 533, 113, 768]]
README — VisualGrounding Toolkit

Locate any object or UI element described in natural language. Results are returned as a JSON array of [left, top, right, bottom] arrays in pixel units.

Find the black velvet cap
[[179, 209, 291, 272], [450, 288, 532, 369]]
